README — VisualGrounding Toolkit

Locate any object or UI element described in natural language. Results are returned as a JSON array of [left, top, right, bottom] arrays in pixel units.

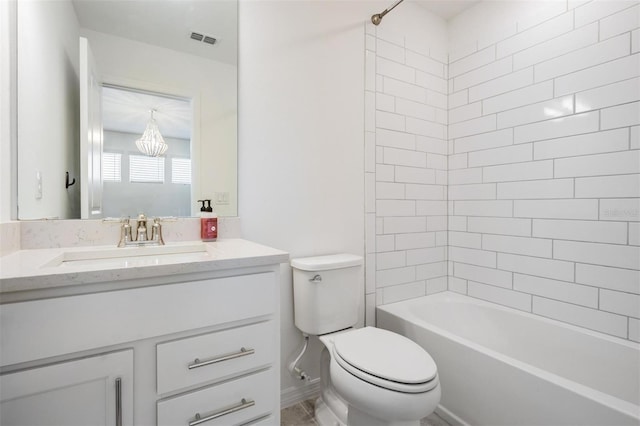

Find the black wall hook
[[65, 171, 76, 189]]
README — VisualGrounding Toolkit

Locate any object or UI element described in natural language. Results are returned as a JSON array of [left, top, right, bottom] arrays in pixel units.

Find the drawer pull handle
[[188, 347, 255, 370], [115, 377, 122, 426], [189, 398, 255, 426]]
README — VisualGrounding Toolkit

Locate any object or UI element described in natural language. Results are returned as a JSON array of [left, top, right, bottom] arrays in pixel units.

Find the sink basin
[[41, 243, 211, 269]]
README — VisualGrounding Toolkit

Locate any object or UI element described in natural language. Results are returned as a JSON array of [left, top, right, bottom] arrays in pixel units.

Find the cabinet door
[[0, 350, 133, 426]]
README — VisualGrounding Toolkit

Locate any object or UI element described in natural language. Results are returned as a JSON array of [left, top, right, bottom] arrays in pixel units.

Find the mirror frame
[[3, 0, 18, 221]]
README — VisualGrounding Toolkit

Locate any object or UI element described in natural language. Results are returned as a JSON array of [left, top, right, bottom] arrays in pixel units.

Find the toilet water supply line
[[288, 333, 310, 381]]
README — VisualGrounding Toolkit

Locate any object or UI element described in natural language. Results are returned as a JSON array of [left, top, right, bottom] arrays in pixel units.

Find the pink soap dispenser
[[198, 199, 217, 241]]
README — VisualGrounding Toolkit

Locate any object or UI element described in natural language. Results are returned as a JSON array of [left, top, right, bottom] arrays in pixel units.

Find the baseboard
[[280, 378, 321, 409], [435, 404, 468, 426]]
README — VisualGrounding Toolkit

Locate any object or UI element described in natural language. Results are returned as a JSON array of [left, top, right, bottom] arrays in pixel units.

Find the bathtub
[[377, 292, 640, 426]]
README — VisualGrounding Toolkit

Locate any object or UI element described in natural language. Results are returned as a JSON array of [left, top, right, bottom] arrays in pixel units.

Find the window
[[172, 158, 192, 184], [129, 155, 165, 183], [103, 152, 122, 182]]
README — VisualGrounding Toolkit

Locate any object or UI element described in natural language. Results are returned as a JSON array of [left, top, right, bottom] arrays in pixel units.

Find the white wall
[[238, 0, 447, 404], [78, 29, 238, 217], [447, 0, 640, 342], [17, 0, 80, 220], [364, 10, 449, 321]]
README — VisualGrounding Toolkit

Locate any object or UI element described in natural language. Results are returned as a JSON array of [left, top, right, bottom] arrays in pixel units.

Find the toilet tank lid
[[291, 254, 363, 271]]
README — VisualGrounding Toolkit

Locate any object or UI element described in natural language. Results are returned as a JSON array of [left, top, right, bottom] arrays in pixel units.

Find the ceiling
[[102, 87, 192, 140], [72, 0, 237, 65], [413, 0, 481, 20]]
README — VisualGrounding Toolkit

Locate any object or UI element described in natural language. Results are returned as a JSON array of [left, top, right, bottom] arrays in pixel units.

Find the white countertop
[[0, 239, 289, 295]]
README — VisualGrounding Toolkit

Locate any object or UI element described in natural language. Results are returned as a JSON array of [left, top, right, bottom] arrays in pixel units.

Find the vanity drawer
[[1, 272, 276, 367], [157, 368, 275, 426], [157, 321, 276, 395]]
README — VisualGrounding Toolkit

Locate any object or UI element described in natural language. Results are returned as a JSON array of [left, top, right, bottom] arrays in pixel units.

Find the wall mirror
[[16, 0, 238, 220]]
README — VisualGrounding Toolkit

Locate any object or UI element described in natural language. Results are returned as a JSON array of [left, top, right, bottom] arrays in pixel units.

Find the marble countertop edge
[[0, 239, 289, 295]]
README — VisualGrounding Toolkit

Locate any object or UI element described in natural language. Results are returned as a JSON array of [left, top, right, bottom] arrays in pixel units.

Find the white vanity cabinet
[[0, 245, 285, 426]]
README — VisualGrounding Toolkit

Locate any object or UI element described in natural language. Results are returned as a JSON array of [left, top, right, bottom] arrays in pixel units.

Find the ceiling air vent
[[190, 31, 218, 46]]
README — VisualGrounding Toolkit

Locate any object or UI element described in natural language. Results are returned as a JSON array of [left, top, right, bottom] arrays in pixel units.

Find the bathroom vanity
[[0, 239, 288, 426]]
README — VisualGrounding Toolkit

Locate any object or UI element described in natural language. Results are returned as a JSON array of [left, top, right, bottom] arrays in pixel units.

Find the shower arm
[[371, 0, 405, 26]]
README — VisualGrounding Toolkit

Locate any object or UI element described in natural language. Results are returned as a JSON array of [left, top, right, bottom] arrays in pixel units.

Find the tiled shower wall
[[365, 0, 640, 342], [447, 0, 639, 342], [364, 23, 449, 325]]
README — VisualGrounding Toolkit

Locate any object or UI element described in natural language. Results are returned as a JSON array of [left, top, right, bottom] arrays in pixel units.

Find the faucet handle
[[151, 218, 165, 245], [118, 217, 133, 247]]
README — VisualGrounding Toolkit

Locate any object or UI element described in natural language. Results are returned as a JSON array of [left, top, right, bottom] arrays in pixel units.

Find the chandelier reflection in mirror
[[136, 109, 168, 157]]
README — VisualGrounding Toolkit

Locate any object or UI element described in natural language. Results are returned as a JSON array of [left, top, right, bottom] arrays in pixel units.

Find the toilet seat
[[331, 327, 438, 393]]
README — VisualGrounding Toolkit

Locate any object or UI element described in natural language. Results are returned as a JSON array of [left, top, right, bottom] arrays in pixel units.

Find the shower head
[[371, 11, 386, 25], [371, 0, 404, 26]]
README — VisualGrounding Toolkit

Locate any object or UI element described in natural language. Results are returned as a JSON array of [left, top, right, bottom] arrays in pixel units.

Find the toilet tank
[[291, 254, 363, 336]]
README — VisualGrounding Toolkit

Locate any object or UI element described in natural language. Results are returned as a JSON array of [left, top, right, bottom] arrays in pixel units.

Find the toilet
[[291, 254, 441, 426]]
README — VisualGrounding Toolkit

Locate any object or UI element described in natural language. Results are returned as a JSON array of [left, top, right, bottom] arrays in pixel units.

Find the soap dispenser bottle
[[198, 199, 217, 241]]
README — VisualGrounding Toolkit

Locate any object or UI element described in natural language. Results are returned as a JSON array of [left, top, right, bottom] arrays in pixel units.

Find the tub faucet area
[[118, 214, 165, 247]]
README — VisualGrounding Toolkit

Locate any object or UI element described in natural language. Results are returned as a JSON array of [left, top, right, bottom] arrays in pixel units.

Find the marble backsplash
[[0, 217, 241, 252], [0, 222, 20, 256]]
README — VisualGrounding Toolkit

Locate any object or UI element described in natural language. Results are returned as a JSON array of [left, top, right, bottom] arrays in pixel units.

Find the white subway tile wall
[[447, 0, 639, 342], [365, 22, 449, 324], [365, 1, 639, 342]]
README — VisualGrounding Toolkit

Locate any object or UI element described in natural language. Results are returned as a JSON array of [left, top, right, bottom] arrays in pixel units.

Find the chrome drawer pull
[[189, 398, 255, 426], [115, 377, 122, 426], [188, 347, 255, 370]]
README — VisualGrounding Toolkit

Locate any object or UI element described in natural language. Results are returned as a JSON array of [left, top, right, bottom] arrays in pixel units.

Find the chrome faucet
[[118, 213, 165, 247]]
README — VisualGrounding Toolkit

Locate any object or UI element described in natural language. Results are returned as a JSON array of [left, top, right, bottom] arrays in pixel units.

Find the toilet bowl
[[320, 327, 441, 426], [291, 254, 441, 426]]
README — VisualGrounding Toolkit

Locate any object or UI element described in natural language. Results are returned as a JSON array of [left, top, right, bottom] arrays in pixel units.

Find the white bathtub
[[377, 292, 640, 426]]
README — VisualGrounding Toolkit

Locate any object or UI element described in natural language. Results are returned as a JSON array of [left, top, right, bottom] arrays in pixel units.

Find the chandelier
[[135, 109, 168, 157]]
